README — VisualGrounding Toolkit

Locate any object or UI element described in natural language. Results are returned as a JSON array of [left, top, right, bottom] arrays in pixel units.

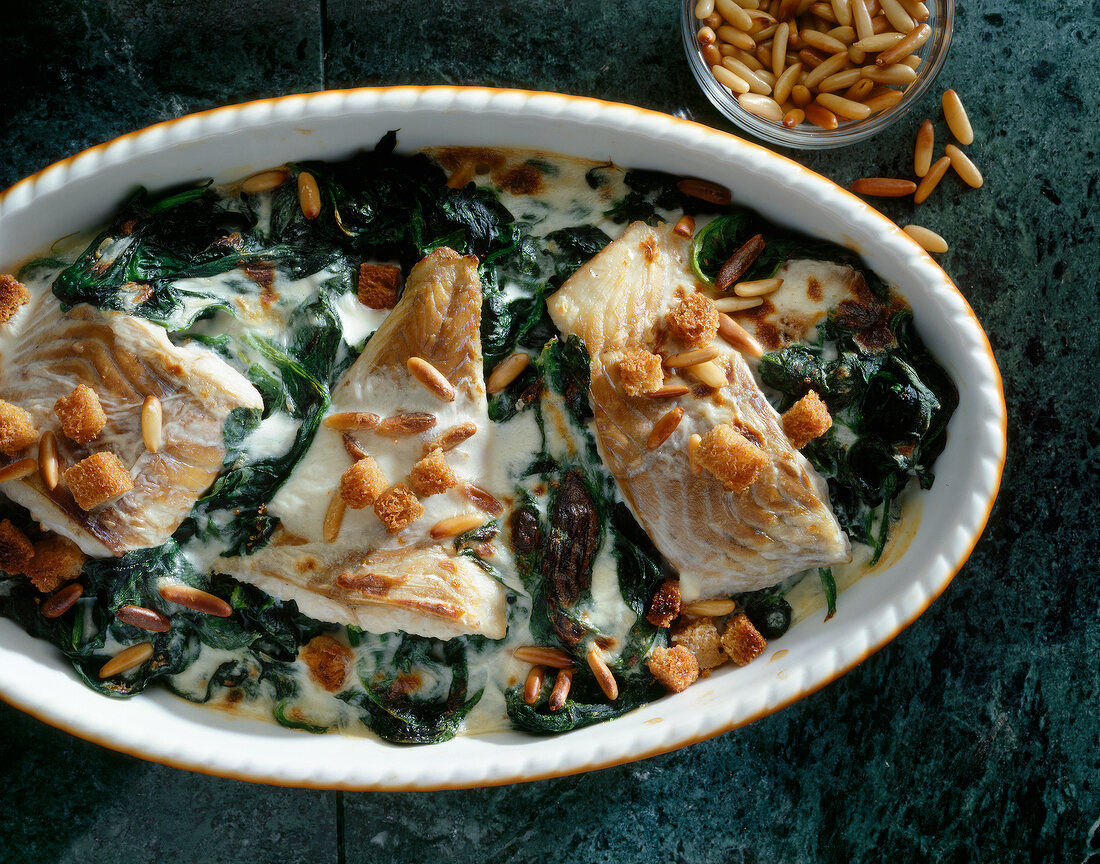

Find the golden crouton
[[63, 451, 134, 510], [0, 519, 34, 575], [0, 400, 37, 456], [0, 275, 30, 325], [24, 535, 86, 593], [618, 349, 664, 397], [666, 292, 719, 348], [721, 613, 768, 666], [357, 263, 402, 309], [782, 390, 832, 449], [373, 484, 424, 534], [696, 424, 769, 493], [55, 384, 107, 445], [671, 616, 726, 670], [646, 578, 682, 628], [339, 456, 387, 509], [408, 448, 457, 498], [300, 634, 353, 692], [647, 645, 700, 693]]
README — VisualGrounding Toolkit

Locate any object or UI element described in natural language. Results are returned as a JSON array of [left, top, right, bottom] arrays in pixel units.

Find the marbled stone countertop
[[2, 2, 1098, 861]]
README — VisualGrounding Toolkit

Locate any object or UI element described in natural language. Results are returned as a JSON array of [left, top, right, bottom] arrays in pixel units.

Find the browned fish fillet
[[219, 248, 509, 640], [0, 296, 262, 556], [548, 222, 850, 599]]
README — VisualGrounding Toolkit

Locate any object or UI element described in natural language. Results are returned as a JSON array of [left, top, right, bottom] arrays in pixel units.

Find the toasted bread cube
[[373, 484, 424, 534], [671, 616, 726, 670], [666, 292, 719, 349], [0, 519, 34, 575], [0, 275, 30, 325], [55, 385, 107, 445], [782, 389, 832, 449], [696, 424, 768, 493], [646, 578, 682, 628], [721, 612, 768, 666], [300, 634, 353, 693], [408, 448, 457, 498], [618, 349, 664, 397], [63, 451, 133, 510], [647, 645, 700, 693], [24, 535, 86, 593], [339, 457, 387, 509], [357, 263, 402, 310], [0, 400, 37, 456]]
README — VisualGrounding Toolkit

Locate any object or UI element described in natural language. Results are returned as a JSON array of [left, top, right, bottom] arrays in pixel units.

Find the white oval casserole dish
[[0, 87, 1006, 790]]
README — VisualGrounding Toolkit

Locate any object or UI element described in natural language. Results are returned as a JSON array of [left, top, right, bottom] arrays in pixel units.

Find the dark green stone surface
[[2, 1, 1099, 861]]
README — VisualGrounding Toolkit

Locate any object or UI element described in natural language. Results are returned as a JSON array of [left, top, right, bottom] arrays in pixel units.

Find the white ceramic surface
[[0, 87, 1005, 789]]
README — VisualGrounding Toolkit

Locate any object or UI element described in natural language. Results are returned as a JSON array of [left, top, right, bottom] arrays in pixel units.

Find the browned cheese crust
[[300, 634, 353, 692]]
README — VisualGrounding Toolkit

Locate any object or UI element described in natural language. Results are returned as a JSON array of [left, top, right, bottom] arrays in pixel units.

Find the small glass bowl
[[682, 0, 953, 149]]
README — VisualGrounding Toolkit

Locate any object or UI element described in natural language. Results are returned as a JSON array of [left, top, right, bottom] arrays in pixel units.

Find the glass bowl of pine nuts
[[683, 0, 953, 148]]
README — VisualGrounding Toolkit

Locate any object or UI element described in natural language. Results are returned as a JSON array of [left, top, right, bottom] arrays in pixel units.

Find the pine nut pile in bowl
[[683, 0, 953, 149]]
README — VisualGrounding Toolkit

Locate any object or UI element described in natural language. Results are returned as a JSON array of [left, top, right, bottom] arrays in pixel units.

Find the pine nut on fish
[[945, 144, 984, 188]]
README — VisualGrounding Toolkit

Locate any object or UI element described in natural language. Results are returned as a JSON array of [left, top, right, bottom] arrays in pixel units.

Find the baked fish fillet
[[219, 249, 509, 640], [548, 222, 850, 600], [0, 296, 263, 557]]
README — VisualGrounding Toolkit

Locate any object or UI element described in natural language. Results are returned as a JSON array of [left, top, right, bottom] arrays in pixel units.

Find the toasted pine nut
[[772, 21, 790, 75], [773, 62, 803, 103], [800, 29, 847, 53], [861, 88, 904, 113], [41, 582, 84, 619], [0, 458, 36, 484], [689, 433, 703, 473], [945, 144, 983, 188], [723, 57, 772, 94], [851, 177, 918, 197], [695, 0, 716, 17], [715, 233, 766, 291], [791, 84, 813, 107], [342, 433, 370, 461], [141, 395, 163, 452], [799, 47, 829, 68], [690, 360, 730, 389], [802, 50, 849, 88], [860, 63, 917, 84], [99, 642, 154, 679], [878, 0, 915, 32], [877, 22, 930, 65], [324, 412, 380, 431], [723, 26, 758, 51], [647, 384, 692, 399], [738, 92, 784, 120], [718, 313, 765, 357], [159, 584, 232, 617], [804, 103, 839, 129], [648, 407, 685, 450], [808, 1, 838, 22], [514, 645, 573, 668], [847, 44, 867, 64], [38, 431, 58, 491], [903, 224, 949, 253], [323, 491, 346, 542], [486, 352, 531, 394], [715, 295, 764, 312], [683, 598, 739, 616], [698, 25, 718, 46], [116, 604, 171, 633], [733, 277, 784, 297], [463, 482, 505, 515], [851, 0, 873, 39], [871, 13, 892, 34], [524, 665, 544, 705], [713, 64, 751, 94], [783, 107, 806, 127], [587, 646, 619, 700], [900, 53, 922, 69], [407, 357, 455, 402], [703, 12, 722, 28], [913, 155, 952, 204], [548, 667, 575, 712], [703, 44, 723, 66], [241, 169, 289, 195], [897, 0, 929, 20], [377, 412, 436, 436], [297, 171, 321, 220], [430, 513, 485, 540], [425, 422, 478, 455], [942, 89, 974, 145], [828, 25, 856, 43], [673, 214, 697, 238], [844, 78, 875, 101], [914, 118, 934, 177], [665, 347, 721, 369]]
